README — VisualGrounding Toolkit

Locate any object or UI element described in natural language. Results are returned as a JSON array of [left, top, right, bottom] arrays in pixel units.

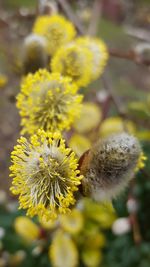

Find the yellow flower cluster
[[0, 73, 8, 88], [10, 130, 83, 220], [48, 199, 116, 267], [11, 12, 143, 230], [74, 102, 101, 133], [51, 37, 108, 87], [32, 15, 108, 85], [50, 230, 78, 267], [33, 15, 76, 55], [69, 134, 91, 157], [135, 152, 147, 172], [17, 69, 82, 135], [13, 198, 116, 267], [76, 37, 108, 81], [14, 216, 40, 242], [6, 10, 148, 267], [99, 116, 136, 137], [51, 43, 93, 87]]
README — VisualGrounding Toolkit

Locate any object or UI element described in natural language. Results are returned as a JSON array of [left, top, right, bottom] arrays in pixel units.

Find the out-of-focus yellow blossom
[[74, 102, 101, 133], [128, 101, 148, 114], [136, 130, 150, 141], [78, 8, 92, 22], [17, 69, 82, 135], [51, 43, 93, 87], [76, 37, 108, 81], [135, 152, 147, 172], [99, 117, 136, 137], [0, 73, 8, 88], [69, 134, 91, 157], [10, 130, 83, 220], [83, 199, 116, 228], [84, 232, 106, 249], [81, 249, 102, 267], [60, 209, 84, 234], [128, 100, 150, 123], [9, 250, 26, 266], [39, 216, 57, 230], [49, 230, 78, 267], [33, 15, 76, 55], [14, 216, 40, 242]]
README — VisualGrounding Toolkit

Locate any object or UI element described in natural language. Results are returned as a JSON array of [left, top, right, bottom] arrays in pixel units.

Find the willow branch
[[109, 48, 150, 66]]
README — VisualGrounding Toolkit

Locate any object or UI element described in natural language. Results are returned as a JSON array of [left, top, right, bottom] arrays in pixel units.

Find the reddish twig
[[130, 212, 142, 245], [128, 180, 142, 245], [109, 48, 150, 66]]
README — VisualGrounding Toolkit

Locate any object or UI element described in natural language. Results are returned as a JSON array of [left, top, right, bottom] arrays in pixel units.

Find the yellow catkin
[[17, 69, 83, 135], [14, 216, 40, 242], [76, 36, 109, 81], [33, 15, 76, 55], [10, 130, 83, 220], [49, 230, 78, 267], [51, 43, 93, 87], [60, 209, 84, 234]]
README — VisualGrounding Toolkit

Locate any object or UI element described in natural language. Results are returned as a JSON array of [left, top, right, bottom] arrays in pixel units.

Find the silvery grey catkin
[[22, 34, 48, 74], [80, 133, 141, 201]]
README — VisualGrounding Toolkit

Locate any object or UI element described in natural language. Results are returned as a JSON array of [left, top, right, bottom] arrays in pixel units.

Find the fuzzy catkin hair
[[80, 133, 141, 201], [22, 34, 48, 74]]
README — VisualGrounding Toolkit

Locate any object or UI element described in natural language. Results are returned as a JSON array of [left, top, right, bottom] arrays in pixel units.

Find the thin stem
[[109, 48, 150, 66], [128, 181, 142, 245]]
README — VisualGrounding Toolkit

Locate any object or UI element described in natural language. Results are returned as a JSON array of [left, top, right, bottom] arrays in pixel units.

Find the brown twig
[[109, 48, 150, 66], [128, 180, 142, 245], [130, 212, 142, 245]]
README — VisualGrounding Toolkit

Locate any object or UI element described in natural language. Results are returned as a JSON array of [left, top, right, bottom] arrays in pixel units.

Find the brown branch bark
[[109, 48, 150, 66]]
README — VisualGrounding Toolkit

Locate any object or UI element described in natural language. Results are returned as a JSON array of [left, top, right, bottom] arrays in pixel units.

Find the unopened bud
[[80, 133, 141, 201], [22, 34, 48, 74]]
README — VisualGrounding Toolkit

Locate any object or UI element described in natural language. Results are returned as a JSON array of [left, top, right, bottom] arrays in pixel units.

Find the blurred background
[[0, 0, 150, 266]]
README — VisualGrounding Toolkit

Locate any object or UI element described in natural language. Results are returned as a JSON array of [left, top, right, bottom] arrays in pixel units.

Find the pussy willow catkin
[[80, 133, 142, 201], [22, 34, 48, 74], [10, 130, 83, 220]]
